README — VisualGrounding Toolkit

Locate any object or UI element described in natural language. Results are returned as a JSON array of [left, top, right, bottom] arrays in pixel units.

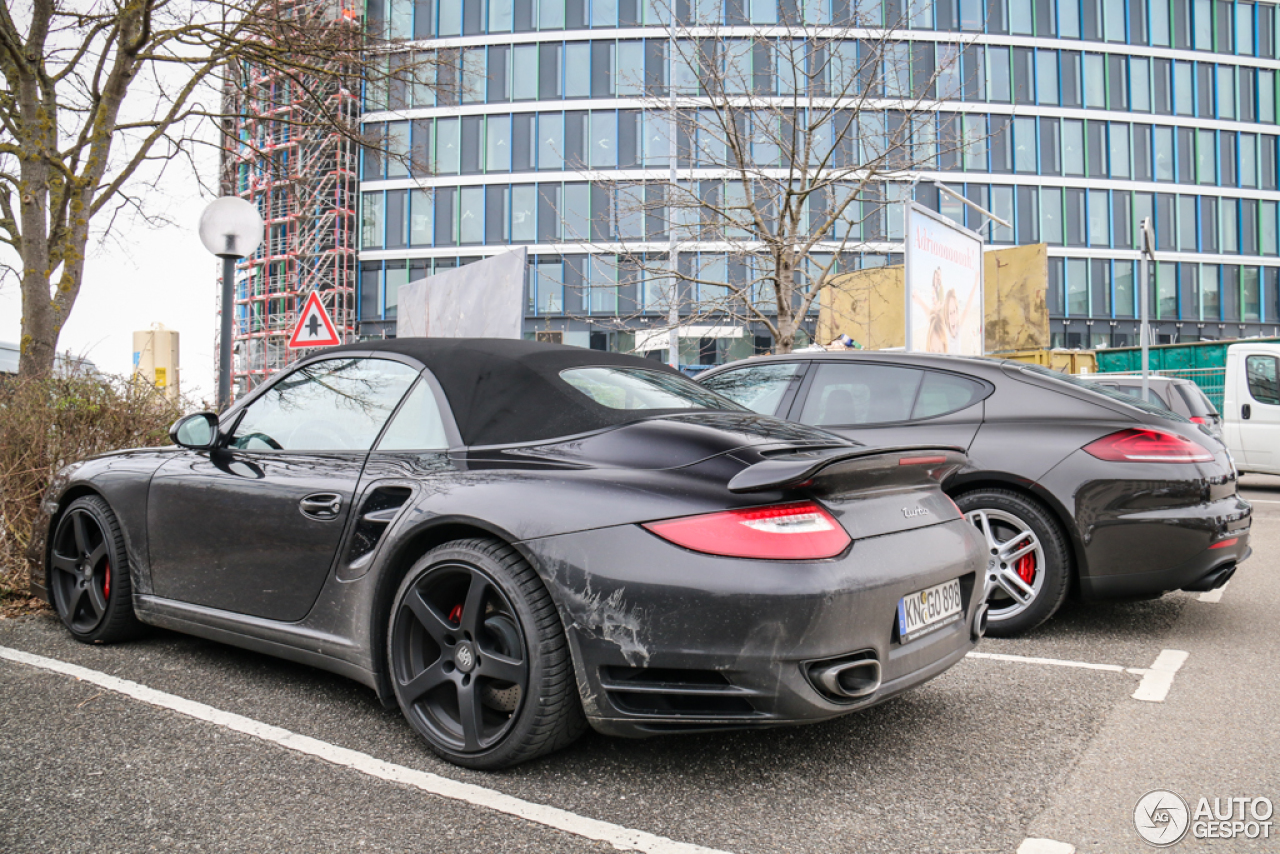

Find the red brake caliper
[[104, 562, 111, 599], [447, 604, 463, 625], [1016, 553, 1036, 585]]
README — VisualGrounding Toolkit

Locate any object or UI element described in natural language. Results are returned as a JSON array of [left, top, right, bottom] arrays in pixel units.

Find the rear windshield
[[1020, 365, 1189, 422], [1099, 382, 1171, 409], [1176, 383, 1220, 417], [561, 367, 748, 412]]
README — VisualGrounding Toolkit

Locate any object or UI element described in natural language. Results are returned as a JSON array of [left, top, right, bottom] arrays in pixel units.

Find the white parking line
[[1198, 580, 1231, 603], [0, 645, 730, 854], [966, 649, 1190, 703], [1131, 649, 1190, 703], [966, 651, 1139, 674], [1243, 498, 1280, 503], [1017, 839, 1077, 854]]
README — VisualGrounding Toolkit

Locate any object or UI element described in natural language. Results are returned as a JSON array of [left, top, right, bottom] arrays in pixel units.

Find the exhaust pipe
[[1182, 563, 1237, 593], [972, 602, 989, 640], [810, 658, 882, 699]]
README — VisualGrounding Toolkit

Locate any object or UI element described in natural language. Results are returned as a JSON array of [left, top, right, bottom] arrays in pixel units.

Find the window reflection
[[232, 359, 420, 452]]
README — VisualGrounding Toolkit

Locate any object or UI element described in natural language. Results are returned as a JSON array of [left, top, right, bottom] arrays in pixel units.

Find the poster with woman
[[904, 203, 984, 356]]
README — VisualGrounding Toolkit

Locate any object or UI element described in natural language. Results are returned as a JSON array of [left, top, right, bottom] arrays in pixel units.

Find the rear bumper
[[1081, 539, 1252, 599], [1036, 450, 1253, 600], [522, 519, 984, 738]]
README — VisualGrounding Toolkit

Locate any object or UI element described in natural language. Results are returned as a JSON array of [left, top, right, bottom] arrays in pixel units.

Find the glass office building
[[358, 0, 1280, 355]]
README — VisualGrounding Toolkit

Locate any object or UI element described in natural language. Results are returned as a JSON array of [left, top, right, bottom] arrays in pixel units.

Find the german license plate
[[898, 578, 963, 643]]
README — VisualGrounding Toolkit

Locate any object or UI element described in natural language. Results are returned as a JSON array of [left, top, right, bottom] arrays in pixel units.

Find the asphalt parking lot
[[3, 477, 1278, 854]]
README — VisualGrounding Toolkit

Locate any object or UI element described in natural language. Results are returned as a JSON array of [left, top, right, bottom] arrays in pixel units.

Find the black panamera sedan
[[699, 351, 1252, 636], [28, 339, 987, 769]]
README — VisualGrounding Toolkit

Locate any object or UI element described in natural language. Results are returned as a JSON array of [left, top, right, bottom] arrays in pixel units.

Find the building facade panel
[[359, 0, 1280, 356]]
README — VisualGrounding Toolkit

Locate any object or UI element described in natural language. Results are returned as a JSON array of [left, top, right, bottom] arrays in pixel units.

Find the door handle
[[1242, 404, 1252, 420], [300, 493, 342, 519]]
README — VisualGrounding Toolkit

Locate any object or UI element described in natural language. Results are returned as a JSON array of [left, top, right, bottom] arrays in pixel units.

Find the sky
[[1, 6, 228, 405], [1, 133, 222, 405]]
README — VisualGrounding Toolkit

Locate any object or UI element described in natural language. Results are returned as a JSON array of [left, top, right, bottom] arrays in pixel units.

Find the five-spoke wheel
[[956, 489, 1070, 637], [49, 496, 141, 643], [388, 539, 584, 769]]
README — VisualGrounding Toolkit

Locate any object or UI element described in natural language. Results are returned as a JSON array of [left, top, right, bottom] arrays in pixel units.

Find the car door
[[784, 360, 990, 449], [147, 356, 421, 621], [1236, 350, 1280, 473]]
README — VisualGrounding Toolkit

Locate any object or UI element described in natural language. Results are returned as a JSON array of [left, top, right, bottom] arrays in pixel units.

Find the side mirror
[[170, 412, 220, 450]]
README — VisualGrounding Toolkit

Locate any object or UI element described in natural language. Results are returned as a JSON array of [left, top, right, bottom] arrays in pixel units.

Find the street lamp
[[1139, 217, 1157, 401], [199, 196, 264, 411]]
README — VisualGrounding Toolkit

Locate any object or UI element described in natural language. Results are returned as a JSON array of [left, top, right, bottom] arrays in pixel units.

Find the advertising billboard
[[904, 202, 984, 356]]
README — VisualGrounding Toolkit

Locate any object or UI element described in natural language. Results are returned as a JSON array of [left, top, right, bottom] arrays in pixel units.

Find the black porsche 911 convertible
[[28, 339, 987, 769]]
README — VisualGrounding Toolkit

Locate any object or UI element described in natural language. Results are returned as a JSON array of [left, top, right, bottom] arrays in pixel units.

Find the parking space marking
[[966, 651, 1137, 674], [1198, 580, 1231, 603], [1131, 649, 1190, 703], [1243, 498, 1280, 503], [1016, 839, 1077, 854], [967, 649, 1190, 704], [0, 645, 731, 854]]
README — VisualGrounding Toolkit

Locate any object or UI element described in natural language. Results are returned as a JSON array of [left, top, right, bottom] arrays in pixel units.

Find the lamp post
[[199, 197, 264, 411], [1139, 217, 1157, 402]]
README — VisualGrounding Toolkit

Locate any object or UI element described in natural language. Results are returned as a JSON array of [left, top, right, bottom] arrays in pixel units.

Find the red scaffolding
[[217, 0, 360, 398]]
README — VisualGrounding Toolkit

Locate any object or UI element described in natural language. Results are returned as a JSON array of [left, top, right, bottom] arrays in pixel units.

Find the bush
[[0, 366, 191, 604]]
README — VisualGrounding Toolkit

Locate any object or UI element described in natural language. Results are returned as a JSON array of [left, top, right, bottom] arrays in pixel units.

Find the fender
[[28, 449, 176, 601]]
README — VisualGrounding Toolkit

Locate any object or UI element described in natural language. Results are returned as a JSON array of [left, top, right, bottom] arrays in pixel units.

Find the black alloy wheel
[[955, 489, 1071, 637], [388, 538, 585, 769], [49, 496, 142, 643]]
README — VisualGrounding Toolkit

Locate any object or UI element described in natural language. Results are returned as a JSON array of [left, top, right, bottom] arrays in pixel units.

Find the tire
[[48, 495, 143, 644], [955, 489, 1071, 637], [387, 538, 586, 769]]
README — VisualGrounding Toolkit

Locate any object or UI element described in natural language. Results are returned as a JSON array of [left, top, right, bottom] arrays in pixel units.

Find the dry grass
[[0, 366, 190, 605]]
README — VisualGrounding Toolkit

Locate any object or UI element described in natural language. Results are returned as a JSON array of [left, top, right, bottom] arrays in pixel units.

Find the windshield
[[1020, 365, 1189, 422], [561, 367, 748, 412]]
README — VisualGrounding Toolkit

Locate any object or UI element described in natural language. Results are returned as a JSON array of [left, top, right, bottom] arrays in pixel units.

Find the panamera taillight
[[1083, 428, 1215, 463], [642, 501, 851, 560]]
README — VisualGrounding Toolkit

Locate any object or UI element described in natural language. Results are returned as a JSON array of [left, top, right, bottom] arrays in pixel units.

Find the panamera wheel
[[387, 538, 585, 769], [49, 496, 142, 643], [956, 490, 1070, 637]]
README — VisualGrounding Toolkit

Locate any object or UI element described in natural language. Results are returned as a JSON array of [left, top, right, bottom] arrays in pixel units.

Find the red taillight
[[1209, 537, 1239, 550], [1190, 416, 1208, 425], [642, 501, 852, 560], [1083, 428, 1215, 463]]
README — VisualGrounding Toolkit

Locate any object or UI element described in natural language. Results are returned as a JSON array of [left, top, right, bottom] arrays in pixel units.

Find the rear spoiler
[[727, 445, 968, 494]]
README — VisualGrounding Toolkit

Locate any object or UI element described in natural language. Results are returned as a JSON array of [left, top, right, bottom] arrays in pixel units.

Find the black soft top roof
[[321, 337, 697, 446]]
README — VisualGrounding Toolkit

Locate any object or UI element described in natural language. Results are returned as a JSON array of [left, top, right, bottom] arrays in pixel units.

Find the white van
[[1224, 341, 1280, 475]]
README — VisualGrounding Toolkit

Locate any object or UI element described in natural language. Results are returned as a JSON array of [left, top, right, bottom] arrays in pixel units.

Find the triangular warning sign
[[288, 291, 342, 349]]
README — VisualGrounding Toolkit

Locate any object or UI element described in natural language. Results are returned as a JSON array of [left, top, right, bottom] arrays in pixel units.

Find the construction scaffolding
[[217, 0, 361, 398]]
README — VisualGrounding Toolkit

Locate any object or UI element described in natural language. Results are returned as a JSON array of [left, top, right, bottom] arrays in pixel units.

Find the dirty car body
[[29, 339, 985, 768]]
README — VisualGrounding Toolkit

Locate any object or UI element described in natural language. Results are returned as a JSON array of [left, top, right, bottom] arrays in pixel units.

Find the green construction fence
[[1093, 338, 1280, 411]]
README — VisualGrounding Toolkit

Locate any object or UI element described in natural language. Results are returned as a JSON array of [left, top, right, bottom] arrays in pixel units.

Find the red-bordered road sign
[[288, 291, 342, 349]]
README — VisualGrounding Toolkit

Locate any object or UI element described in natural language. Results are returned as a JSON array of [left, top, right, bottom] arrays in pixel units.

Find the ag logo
[[1134, 790, 1190, 846]]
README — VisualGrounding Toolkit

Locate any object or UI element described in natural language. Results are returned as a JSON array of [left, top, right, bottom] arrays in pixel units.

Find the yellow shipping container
[[996, 348, 1097, 374]]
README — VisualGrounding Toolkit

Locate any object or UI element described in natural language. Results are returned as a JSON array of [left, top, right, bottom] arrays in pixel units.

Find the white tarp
[[904, 202, 984, 356], [398, 248, 527, 339]]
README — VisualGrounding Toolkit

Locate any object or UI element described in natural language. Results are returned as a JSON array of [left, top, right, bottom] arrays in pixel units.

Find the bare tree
[[0, 0, 434, 379], [557, 0, 966, 356]]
